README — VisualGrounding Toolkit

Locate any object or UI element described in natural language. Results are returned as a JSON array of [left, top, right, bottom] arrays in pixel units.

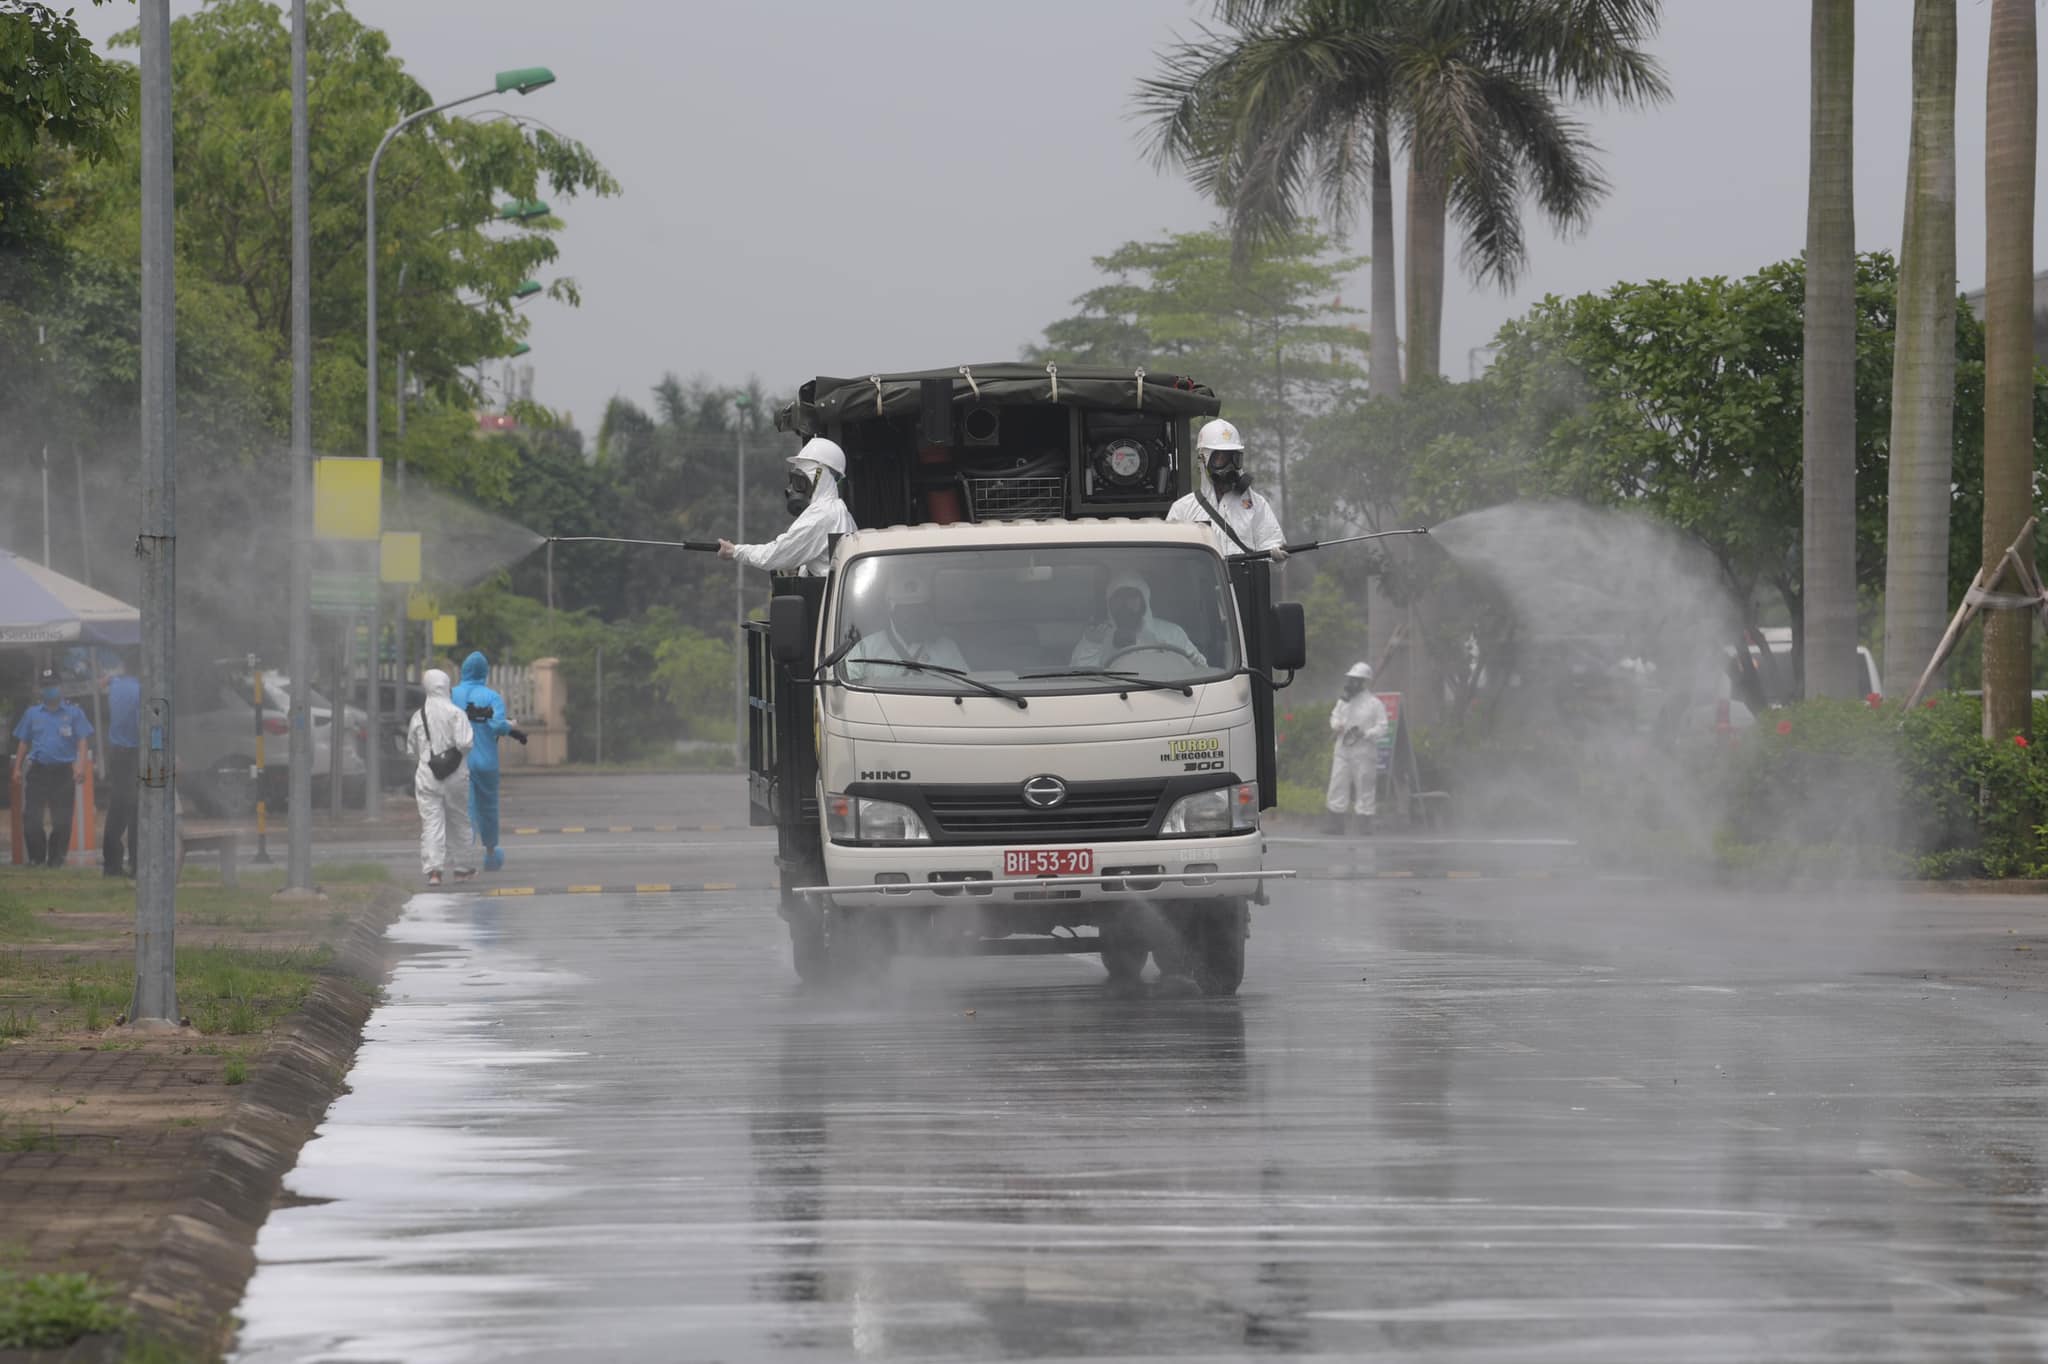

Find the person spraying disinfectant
[[452, 651, 527, 872]]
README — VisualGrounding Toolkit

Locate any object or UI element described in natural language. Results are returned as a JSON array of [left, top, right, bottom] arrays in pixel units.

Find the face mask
[[785, 467, 818, 517], [1109, 594, 1145, 634], [41, 688, 61, 704]]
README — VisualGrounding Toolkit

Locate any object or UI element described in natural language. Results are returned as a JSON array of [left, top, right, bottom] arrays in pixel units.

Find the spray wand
[[545, 534, 724, 553], [1230, 526, 1431, 561]]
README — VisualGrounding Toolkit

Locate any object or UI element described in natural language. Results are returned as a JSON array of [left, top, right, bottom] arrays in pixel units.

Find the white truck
[[747, 366, 1304, 995]]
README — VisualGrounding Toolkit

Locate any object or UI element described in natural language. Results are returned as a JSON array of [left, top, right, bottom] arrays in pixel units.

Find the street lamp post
[[364, 67, 554, 820], [732, 396, 750, 770]]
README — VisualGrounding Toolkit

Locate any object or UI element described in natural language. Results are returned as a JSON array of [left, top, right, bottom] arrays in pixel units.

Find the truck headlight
[[826, 793, 931, 844], [1160, 783, 1257, 836]]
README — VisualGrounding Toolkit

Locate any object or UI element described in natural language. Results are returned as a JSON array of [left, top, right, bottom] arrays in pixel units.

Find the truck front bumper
[[806, 833, 1277, 908]]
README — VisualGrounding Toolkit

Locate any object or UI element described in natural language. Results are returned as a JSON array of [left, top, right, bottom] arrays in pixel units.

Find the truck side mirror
[[1269, 602, 1307, 672], [769, 594, 811, 667]]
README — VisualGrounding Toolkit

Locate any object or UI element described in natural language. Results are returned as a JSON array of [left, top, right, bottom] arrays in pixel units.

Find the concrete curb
[[117, 890, 406, 1358]]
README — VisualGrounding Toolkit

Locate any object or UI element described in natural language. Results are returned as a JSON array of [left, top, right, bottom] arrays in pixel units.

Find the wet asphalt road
[[232, 775, 2048, 1362]]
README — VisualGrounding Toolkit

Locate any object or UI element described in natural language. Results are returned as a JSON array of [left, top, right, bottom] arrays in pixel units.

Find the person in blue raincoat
[[451, 651, 524, 871]]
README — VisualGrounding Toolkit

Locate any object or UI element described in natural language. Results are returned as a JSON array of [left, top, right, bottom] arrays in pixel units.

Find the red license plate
[[1004, 848, 1094, 877]]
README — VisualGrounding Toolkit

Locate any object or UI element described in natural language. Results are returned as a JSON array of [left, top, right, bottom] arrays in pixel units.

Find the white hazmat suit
[[730, 438, 859, 577], [408, 668, 476, 879], [1071, 572, 1206, 670], [1326, 667, 1390, 817]]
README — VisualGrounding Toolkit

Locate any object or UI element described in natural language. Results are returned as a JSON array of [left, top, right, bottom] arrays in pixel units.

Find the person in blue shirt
[[12, 668, 93, 868], [100, 652, 142, 878], [451, 651, 524, 872]]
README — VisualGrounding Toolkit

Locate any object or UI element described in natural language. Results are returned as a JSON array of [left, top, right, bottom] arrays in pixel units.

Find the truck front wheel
[[788, 914, 829, 984], [1098, 917, 1148, 987], [1187, 900, 1247, 997]]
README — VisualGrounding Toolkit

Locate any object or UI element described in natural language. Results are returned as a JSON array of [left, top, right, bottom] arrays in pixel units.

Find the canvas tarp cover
[[776, 364, 1220, 435]]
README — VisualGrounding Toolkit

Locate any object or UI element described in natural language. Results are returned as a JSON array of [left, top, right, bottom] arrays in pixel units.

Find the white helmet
[[1195, 418, 1244, 453], [789, 436, 847, 478], [1345, 661, 1373, 681]]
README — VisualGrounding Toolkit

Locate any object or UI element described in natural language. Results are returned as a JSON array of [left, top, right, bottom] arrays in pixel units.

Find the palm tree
[[1881, 0, 1957, 699], [1801, 0, 1860, 700], [1137, 0, 1667, 386], [1980, 0, 2036, 740]]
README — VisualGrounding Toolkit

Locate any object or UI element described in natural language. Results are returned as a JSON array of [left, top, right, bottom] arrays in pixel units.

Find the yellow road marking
[[653, 824, 678, 833], [633, 883, 672, 894], [1447, 870, 1482, 879], [488, 886, 537, 897], [702, 881, 736, 892], [512, 827, 541, 835], [566, 884, 603, 894], [559, 825, 586, 834], [1378, 870, 1415, 879]]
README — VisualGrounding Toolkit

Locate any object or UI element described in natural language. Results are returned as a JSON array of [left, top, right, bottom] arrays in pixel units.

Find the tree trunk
[[1882, 0, 1958, 699], [1980, 0, 2037, 741], [1801, 0, 1861, 699], [1404, 147, 1447, 385], [1369, 111, 1402, 398]]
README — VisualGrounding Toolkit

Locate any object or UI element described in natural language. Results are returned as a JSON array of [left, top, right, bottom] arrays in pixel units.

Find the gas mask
[[783, 466, 819, 517], [1341, 678, 1365, 700], [1205, 447, 1249, 494]]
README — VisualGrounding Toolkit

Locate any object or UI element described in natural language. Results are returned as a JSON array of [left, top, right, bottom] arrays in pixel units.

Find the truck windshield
[[832, 545, 1242, 695]]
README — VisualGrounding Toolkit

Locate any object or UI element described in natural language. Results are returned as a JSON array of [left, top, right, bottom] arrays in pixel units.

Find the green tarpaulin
[[776, 363, 1219, 436]]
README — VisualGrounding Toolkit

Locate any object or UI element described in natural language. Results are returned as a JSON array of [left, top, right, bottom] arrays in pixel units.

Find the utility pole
[[284, 0, 315, 892], [733, 401, 748, 770], [130, 0, 178, 1027]]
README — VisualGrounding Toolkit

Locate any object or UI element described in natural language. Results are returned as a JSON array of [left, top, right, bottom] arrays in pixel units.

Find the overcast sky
[[78, 0, 2048, 438]]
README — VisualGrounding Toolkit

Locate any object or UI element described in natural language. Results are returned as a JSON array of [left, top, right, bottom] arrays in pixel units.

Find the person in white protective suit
[[408, 668, 476, 885], [1164, 418, 1287, 558], [718, 436, 859, 577], [1071, 572, 1207, 670], [1326, 661, 1389, 834], [845, 572, 972, 683]]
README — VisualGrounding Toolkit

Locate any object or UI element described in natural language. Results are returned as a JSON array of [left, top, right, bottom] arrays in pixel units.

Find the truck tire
[[1098, 916, 1148, 987], [1190, 900, 1247, 997], [789, 916, 829, 984]]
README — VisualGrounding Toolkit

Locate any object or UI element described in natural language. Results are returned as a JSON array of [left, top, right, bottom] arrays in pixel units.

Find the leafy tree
[[1025, 223, 1366, 523], [1138, 0, 1667, 384], [0, 0, 134, 238], [57, 0, 617, 468]]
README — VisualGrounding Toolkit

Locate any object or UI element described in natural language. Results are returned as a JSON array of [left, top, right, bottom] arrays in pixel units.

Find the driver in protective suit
[[1165, 418, 1286, 557], [1071, 572, 1206, 670], [845, 574, 970, 682], [718, 436, 858, 576]]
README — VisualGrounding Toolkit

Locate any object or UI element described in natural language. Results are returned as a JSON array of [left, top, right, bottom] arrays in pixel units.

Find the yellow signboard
[[380, 531, 422, 584], [314, 457, 382, 541], [432, 613, 458, 647], [405, 589, 438, 622]]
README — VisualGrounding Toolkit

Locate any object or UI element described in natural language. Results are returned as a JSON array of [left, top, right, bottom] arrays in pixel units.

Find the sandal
[[426, 870, 443, 886]]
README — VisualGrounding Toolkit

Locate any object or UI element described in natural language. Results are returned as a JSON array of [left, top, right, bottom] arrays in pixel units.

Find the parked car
[[179, 662, 365, 817]]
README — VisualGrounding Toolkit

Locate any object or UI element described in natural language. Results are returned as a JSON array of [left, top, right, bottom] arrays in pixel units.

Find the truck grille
[[923, 780, 1165, 842]]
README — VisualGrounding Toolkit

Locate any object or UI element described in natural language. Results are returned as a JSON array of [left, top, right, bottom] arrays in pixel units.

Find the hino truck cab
[[745, 366, 1305, 994]]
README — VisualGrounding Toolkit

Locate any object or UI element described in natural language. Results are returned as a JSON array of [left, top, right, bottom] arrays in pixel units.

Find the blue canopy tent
[[0, 549, 140, 647]]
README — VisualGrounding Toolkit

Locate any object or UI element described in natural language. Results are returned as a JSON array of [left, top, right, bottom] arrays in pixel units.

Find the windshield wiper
[[1018, 668, 1194, 698], [844, 656, 1028, 708]]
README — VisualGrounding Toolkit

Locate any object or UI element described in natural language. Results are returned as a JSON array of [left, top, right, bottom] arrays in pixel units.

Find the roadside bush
[[1726, 694, 2048, 878], [0, 1272, 128, 1348]]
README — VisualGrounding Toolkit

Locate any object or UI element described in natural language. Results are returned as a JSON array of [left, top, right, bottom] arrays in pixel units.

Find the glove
[[509, 728, 529, 745]]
